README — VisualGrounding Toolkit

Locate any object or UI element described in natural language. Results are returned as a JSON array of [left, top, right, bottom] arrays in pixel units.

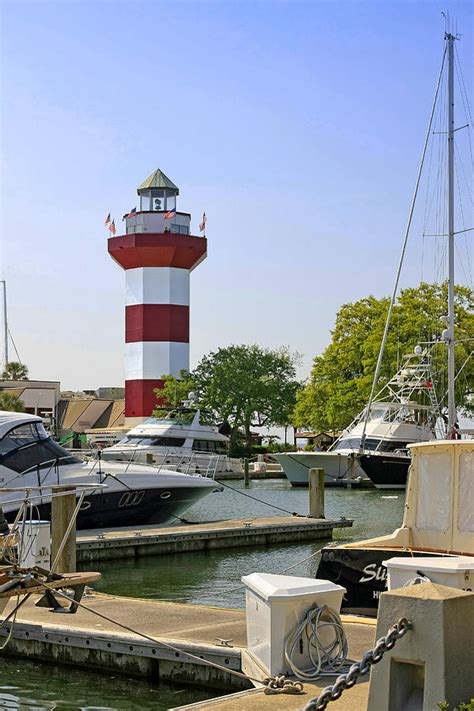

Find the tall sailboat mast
[[446, 31, 456, 436]]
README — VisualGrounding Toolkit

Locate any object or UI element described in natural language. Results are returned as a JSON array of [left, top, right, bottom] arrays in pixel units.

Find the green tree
[[292, 283, 473, 432], [0, 392, 25, 412], [152, 370, 196, 416], [192, 345, 301, 453], [2, 361, 29, 381]]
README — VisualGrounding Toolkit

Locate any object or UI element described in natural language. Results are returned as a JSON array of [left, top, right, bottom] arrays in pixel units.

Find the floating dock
[[0, 591, 374, 708], [76, 516, 352, 563]]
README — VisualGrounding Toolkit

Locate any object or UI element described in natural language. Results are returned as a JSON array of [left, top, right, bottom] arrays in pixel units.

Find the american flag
[[104, 213, 111, 225], [199, 212, 207, 232], [109, 220, 116, 236], [164, 207, 176, 220]]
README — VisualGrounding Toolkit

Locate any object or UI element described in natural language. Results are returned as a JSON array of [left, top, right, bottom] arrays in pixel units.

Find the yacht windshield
[[0, 422, 49, 454], [0, 421, 81, 473]]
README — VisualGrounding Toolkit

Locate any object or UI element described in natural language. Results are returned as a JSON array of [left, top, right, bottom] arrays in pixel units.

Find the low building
[[0, 379, 61, 427]]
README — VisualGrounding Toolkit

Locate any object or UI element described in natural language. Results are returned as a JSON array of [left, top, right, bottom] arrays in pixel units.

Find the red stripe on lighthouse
[[125, 304, 189, 343], [125, 379, 165, 418]]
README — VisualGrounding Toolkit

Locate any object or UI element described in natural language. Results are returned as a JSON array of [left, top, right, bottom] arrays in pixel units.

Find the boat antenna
[[360, 37, 448, 451]]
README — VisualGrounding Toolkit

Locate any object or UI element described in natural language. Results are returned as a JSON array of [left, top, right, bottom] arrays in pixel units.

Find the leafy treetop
[[292, 282, 473, 432], [2, 361, 29, 381]]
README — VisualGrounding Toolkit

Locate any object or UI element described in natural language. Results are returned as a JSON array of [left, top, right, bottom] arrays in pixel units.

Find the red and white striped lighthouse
[[108, 169, 207, 425]]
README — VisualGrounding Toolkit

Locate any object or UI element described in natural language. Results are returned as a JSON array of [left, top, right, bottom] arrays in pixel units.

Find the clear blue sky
[[1, 0, 472, 390]]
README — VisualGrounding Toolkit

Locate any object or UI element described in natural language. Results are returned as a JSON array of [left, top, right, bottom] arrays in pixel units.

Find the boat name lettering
[[118, 491, 146, 508], [359, 563, 388, 584]]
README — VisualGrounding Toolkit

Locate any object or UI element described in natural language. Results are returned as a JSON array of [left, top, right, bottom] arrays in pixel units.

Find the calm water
[[1, 479, 405, 709]]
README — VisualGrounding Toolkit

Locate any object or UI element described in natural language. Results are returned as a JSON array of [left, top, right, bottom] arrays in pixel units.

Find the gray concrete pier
[[76, 516, 352, 563], [0, 593, 374, 697]]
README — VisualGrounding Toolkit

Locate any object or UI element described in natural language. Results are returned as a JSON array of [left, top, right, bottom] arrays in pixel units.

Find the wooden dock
[[0, 591, 374, 707], [76, 516, 352, 562]]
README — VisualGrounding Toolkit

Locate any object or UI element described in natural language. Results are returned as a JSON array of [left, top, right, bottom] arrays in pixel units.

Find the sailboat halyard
[[316, 29, 474, 614]]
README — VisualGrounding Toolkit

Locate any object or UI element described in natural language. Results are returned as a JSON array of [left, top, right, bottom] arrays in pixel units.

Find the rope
[[218, 480, 304, 517], [284, 605, 348, 681]]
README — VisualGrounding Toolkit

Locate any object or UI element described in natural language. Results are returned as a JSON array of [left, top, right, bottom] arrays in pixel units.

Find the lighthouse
[[108, 169, 207, 425]]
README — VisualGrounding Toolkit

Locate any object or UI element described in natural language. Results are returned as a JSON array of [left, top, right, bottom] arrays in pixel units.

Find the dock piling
[[243, 458, 250, 486], [51, 485, 77, 573], [309, 468, 325, 518]]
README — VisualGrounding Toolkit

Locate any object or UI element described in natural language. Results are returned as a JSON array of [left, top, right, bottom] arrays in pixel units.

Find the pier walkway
[[76, 516, 352, 562], [0, 592, 374, 709]]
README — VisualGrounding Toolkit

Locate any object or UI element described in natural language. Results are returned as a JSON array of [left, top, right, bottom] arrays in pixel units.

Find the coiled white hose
[[284, 604, 348, 681]]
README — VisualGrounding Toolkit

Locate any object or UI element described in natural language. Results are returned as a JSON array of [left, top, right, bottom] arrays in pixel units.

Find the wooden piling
[[309, 468, 325, 518], [243, 458, 250, 486], [51, 486, 77, 573]]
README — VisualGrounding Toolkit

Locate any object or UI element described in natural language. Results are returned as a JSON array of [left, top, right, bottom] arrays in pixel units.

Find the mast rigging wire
[[361, 42, 448, 448]]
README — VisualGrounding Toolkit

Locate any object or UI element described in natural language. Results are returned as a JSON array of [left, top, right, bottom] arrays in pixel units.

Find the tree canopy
[[0, 392, 25, 412], [2, 361, 29, 381], [292, 282, 473, 432], [154, 345, 301, 453], [153, 370, 196, 416]]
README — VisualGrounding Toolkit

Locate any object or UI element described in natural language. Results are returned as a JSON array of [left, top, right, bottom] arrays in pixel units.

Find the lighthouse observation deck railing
[[125, 211, 191, 236]]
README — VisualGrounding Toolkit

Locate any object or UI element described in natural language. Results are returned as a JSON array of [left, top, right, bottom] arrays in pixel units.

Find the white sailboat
[[317, 29, 473, 613]]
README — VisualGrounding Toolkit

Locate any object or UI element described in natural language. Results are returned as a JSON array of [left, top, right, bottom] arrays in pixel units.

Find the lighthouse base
[[125, 379, 165, 423]]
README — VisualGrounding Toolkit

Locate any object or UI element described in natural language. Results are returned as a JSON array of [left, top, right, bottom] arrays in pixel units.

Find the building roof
[[93, 400, 125, 429], [137, 168, 179, 195], [59, 398, 125, 432]]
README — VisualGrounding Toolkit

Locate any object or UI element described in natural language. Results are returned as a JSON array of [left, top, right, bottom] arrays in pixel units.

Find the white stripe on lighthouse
[[125, 267, 190, 306], [125, 341, 190, 380]]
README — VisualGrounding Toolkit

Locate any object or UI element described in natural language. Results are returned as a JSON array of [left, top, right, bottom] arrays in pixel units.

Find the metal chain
[[303, 618, 412, 711]]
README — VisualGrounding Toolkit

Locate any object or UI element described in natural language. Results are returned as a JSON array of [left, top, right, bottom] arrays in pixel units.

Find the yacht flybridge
[[0, 411, 220, 529], [102, 409, 242, 475], [274, 347, 440, 487]]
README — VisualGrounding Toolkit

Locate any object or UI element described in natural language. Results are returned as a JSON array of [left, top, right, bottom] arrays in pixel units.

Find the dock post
[[309, 468, 325, 518], [51, 485, 77, 573], [368, 583, 474, 710], [243, 458, 250, 486]]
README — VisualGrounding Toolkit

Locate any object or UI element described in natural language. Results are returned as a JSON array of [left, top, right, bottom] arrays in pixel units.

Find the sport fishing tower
[[108, 169, 207, 425]]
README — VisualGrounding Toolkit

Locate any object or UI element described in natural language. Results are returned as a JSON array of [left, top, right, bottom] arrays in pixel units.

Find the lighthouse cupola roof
[[137, 168, 179, 196]]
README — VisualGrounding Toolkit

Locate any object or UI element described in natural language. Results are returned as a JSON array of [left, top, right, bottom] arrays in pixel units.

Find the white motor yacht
[[0, 411, 220, 529], [274, 348, 440, 487], [101, 409, 242, 475]]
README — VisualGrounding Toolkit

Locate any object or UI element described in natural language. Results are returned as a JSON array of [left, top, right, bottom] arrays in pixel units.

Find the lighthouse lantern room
[[108, 168, 207, 425]]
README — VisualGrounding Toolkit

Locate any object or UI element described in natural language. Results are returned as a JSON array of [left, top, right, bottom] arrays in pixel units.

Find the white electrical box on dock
[[17, 521, 51, 569], [242, 572, 346, 677], [384, 556, 474, 591]]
